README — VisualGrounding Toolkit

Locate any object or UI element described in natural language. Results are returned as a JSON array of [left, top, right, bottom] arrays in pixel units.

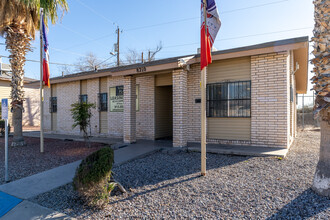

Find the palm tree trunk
[[5, 27, 31, 147], [12, 107, 24, 146], [311, 0, 329, 197], [312, 120, 330, 197]]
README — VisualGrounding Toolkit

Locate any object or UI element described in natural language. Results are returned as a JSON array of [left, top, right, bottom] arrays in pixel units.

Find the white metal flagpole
[[5, 116, 8, 182], [2, 98, 9, 182], [40, 8, 44, 153], [201, 0, 207, 176]]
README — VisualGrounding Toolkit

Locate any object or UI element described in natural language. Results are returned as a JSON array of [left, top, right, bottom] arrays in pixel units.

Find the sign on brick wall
[[109, 86, 124, 112], [109, 85, 139, 112]]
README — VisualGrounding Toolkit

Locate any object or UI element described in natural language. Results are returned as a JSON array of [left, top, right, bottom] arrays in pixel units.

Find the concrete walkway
[[188, 143, 288, 157], [0, 141, 159, 220], [0, 161, 81, 200], [1, 201, 74, 220], [23, 131, 121, 145]]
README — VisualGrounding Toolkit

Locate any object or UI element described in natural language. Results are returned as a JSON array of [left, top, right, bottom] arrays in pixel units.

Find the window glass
[[207, 81, 251, 118], [50, 97, 57, 113], [99, 93, 108, 111], [79, 94, 88, 104]]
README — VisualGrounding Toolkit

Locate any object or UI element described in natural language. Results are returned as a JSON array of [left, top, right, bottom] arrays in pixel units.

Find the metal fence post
[[302, 94, 305, 130]]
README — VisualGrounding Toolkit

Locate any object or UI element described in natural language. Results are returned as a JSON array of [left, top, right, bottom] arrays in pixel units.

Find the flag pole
[[40, 8, 44, 153], [201, 0, 207, 176]]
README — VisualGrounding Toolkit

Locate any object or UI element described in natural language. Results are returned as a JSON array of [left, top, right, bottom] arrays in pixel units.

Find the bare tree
[[74, 52, 111, 72], [125, 41, 163, 64], [148, 41, 163, 62], [125, 49, 140, 65], [58, 65, 73, 76]]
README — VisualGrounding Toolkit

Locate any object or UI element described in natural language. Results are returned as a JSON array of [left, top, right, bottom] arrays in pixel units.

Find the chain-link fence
[[297, 94, 319, 129]]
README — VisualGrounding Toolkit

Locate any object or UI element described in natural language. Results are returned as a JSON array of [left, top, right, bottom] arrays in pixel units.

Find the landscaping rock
[[30, 130, 330, 219]]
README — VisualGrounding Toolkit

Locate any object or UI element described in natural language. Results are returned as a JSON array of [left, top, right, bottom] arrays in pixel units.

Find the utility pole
[[141, 52, 144, 63], [116, 26, 120, 66], [148, 50, 151, 62]]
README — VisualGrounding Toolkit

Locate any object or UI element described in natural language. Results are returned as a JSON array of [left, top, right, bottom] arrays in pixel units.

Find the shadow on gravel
[[112, 152, 251, 195], [266, 188, 330, 219], [109, 175, 201, 205]]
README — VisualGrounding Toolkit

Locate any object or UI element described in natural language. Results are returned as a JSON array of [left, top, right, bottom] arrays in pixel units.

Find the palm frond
[[0, 0, 68, 39]]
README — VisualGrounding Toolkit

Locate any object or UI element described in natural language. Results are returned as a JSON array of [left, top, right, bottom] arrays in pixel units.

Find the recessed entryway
[[155, 85, 173, 140]]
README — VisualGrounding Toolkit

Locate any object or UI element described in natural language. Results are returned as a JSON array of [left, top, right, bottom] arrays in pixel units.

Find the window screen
[[207, 81, 251, 117], [79, 94, 88, 104], [49, 97, 57, 113], [98, 93, 108, 111]]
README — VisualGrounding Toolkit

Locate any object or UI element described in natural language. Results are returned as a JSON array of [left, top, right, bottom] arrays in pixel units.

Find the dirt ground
[[0, 136, 106, 184]]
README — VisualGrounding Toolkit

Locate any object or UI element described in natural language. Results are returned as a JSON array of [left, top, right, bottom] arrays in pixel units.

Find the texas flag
[[41, 14, 50, 87], [200, 0, 221, 70]]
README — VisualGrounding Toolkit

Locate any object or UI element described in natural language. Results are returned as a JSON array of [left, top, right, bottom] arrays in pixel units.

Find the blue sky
[[0, 0, 314, 82]]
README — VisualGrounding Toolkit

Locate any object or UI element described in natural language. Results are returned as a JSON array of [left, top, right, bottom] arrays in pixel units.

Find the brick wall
[[173, 69, 188, 147], [56, 81, 80, 134], [123, 76, 136, 143], [251, 51, 290, 148], [23, 85, 40, 127], [43, 87, 51, 131], [187, 64, 202, 142], [87, 78, 99, 135], [42, 52, 292, 148], [107, 76, 124, 138], [136, 76, 155, 139], [106, 75, 156, 139]]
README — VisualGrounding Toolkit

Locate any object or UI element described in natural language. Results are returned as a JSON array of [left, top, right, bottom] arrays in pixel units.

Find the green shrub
[[70, 102, 95, 147], [73, 147, 115, 207]]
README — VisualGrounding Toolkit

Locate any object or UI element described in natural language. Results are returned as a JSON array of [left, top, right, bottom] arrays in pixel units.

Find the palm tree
[[0, 0, 68, 146], [311, 0, 330, 197]]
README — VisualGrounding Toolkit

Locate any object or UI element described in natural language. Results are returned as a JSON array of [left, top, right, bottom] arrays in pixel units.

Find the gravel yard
[[0, 136, 105, 184], [31, 129, 329, 219]]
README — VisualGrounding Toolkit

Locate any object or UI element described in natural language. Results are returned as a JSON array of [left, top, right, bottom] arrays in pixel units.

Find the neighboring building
[[31, 37, 308, 149], [0, 68, 40, 127]]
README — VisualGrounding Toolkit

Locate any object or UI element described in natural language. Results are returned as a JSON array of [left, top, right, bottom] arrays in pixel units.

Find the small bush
[[73, 147, 115, 207], [70, 102, 96, 147]]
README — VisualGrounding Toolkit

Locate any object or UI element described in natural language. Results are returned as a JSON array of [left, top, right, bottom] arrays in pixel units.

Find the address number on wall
[[136, 67, 146, 72]]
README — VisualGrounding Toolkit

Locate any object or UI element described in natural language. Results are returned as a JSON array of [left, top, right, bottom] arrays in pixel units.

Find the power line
[[221, 0, 288, 14], [0, 55, 87, 67], [74, 0, 117, 26], [26, 59, 85, 67], [116, 26, 312, 56], [1, 26, 312, 66], [161, 27, 312, 49], [53, 0, 290, 52], [52, 32, 116, 53], [59, 24, 94, 41], [124, 0, 289, 32], [50, 47, 91, 58]]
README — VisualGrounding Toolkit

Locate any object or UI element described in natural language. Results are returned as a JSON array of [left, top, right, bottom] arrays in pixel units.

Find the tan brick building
[[0, 72, 40, 127], [31, 37, 309, 149]]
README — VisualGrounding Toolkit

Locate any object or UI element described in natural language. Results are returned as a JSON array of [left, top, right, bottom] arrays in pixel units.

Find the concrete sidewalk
[[188, 143, 288, 157], [0, 141, 159, 199], [0, 141, 160, 219], [1, 201, 75, 220], [23, 131, 121, 145], [0, 161, 81, 200]]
